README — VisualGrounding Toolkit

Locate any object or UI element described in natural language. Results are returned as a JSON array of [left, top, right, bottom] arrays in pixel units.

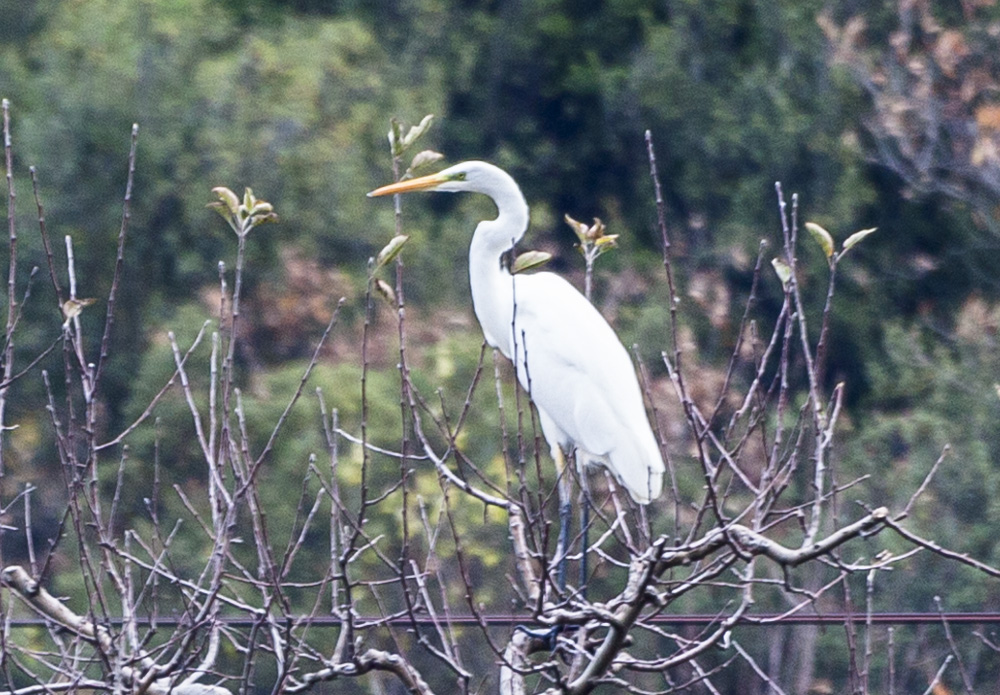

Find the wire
[[6, 612, 1000, 629]]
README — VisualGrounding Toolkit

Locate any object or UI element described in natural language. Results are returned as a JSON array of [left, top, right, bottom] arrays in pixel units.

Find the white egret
[[368, 161, 664, 593]]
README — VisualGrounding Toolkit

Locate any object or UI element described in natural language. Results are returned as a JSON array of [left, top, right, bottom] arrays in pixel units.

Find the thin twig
[[92, 123, 138, 396]]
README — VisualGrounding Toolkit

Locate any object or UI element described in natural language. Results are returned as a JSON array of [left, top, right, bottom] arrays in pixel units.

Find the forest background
[[3, 0, 1000, 693]]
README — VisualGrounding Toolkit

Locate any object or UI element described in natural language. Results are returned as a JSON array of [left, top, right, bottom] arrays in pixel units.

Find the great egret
[[368, 161, 664, 590]]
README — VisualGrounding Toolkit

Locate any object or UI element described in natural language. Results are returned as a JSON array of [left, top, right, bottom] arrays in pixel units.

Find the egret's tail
[[605, 434, 664, 505]]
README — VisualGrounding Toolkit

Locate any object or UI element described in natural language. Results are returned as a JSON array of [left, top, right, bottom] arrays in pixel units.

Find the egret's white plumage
[[369, 161, 664, 504]]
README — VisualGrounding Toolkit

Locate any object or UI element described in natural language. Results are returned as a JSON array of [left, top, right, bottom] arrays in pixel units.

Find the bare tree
[[0, 103, 997, 695]]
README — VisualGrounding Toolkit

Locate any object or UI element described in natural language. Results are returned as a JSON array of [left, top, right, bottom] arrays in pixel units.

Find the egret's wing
[[511, 273, 664, 502]]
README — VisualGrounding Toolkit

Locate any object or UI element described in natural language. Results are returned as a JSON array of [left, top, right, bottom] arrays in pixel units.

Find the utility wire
[[5, 612, 1000, 629]]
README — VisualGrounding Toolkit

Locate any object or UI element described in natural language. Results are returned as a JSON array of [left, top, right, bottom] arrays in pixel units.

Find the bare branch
[[1, 566, 227, 695]]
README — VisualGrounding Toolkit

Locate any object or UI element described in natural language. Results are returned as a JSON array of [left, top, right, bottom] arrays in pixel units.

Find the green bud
[[564, 214, 590, 244], [61, 297, 97, 327], [805, 222, 834, 260], [388, 119, 403, 156], [210, 187, 240, 215], [375, 278, 397, 305], [402, 114, 434, 149], [376, 235, 410, 269], [771, 257, 792, 287], [408, 150, 445, 174], [842, 227, 877, 254], [251, 211, 279, 226], [512, 250, 553, 274]]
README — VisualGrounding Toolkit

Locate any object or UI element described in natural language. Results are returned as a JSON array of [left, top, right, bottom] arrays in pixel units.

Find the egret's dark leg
[[579, 486, 590, 597], [557, 493, 572, 592], [515, 447, 572, 649], [552, 446, 574, 593]]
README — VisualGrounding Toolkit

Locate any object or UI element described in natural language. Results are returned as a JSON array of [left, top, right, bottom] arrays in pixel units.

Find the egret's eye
[[447, 172, 467, 182]]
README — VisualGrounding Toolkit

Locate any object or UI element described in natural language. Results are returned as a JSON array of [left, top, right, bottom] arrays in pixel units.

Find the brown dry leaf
[[961, 68, 997, 104], [955, 295, 1000, 342], [817, 13, 866, 65], [934, 30, 969, 78], [889, 29, 911, 59], [975, 104, 1000, 131], [971, 135, 1000, 166], [916, 0, 942, 34]]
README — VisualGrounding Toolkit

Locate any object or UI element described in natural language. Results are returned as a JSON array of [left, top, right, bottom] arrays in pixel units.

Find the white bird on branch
[[369, 161, 664, 614]]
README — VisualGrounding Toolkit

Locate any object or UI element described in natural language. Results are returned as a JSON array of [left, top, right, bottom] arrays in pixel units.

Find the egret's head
[[368, 161, 512, 198]]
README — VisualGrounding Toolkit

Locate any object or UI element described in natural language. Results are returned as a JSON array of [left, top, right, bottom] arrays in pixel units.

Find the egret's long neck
[[468, 185, 529, 358]]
